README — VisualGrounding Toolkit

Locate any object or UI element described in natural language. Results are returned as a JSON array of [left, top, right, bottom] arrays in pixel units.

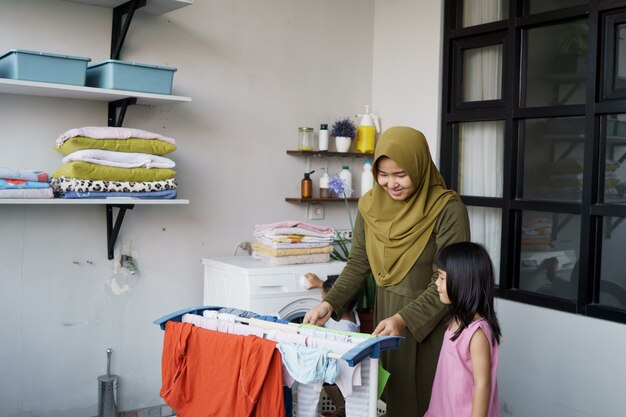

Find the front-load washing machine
[[202, 256, 346, 322]]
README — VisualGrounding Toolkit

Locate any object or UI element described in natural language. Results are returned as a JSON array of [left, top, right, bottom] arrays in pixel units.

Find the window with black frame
[[441, 0, 626, 323]]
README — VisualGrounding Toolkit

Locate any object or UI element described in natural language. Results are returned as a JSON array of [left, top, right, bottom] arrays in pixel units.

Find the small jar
[[298, 127, 314, 151]]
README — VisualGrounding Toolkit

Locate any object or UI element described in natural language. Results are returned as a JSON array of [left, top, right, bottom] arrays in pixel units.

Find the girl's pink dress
[[424, 319, 500, 417]]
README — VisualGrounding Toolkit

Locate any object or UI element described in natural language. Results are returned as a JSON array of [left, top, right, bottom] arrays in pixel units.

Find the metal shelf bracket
[[106, 204, 135, 260], [108, 97, 138, 127], [111, 0, 147, 60]]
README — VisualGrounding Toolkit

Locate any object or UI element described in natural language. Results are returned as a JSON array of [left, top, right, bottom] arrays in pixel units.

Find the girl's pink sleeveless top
[[424, 319, 500, 417]]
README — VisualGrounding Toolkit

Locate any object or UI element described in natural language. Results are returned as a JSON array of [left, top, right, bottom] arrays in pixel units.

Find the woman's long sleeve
[[398, 199, 470, 342], [323, 212, 371, 318]]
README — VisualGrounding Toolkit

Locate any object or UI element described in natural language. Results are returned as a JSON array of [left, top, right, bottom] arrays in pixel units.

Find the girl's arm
[[470, 328, 492, 417]]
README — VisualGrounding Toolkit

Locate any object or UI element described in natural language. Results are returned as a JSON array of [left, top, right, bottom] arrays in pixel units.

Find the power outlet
[[308, 204, 325, 220], [336, 229, 353, 240]]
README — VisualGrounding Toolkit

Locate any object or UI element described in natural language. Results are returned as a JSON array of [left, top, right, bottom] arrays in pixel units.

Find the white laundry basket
[[292, 391, 386, 417]]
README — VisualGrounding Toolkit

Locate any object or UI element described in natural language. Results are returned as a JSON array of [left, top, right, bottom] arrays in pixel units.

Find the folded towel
[[0, 187, 54, 199], [0, 168, 48, 182], [251, 242, 333, 257], [255, 237, 331, 249], [252, 251, 331, 265], [254, 221, 335, 236], [51, 177, 176, 193], [60, 189, 177, 199], [0, 179, 50, 189], [62, 149, 176, 169], [56, 126, 176, 147]]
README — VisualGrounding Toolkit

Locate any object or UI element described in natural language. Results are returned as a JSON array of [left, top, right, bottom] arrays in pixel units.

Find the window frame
[[441, 0, 626, 324]]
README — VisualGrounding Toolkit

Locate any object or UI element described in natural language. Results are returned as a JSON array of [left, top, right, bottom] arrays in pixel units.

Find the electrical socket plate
[[336, 229, 353, 240], [309, 204, 325, 220]]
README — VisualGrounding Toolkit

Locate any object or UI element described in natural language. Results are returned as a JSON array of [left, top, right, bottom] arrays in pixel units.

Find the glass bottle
[[298, 127, 314, 151]]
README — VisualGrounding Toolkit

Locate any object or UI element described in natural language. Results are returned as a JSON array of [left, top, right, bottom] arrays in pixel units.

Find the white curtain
[[460, 0, 504, 279]]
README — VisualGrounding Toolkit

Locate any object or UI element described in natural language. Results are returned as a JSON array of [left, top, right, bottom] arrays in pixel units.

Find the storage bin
[[86, 59, 177, 95], [0, 49, 91, 85]]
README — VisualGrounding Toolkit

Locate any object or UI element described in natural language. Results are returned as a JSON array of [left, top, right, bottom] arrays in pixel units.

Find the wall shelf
[[0, 198, 189, 205], [66, 0, 192, 15], [286, 150, 373, 158], [285, 198, 359, 204], [0, 78, 191, 105]]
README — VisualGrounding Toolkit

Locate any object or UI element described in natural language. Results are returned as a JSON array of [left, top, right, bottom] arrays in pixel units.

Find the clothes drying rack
[[154, 305, 402, 417]]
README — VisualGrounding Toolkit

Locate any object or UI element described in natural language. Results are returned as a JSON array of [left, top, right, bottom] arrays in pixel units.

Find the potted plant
[[331, 117, 357, 152]]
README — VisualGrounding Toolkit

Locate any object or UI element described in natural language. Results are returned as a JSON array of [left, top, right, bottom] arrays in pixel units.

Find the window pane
[[462, 0, 508, 28], [519, 211, 580, 300], [526, 0, 587, 15], [615, 24, 626, 90], [468, 206, 502, 285], [462, 45, 503, 102], [600, 217, 626, 309], [458, 121, 504, 197], [604, 115, 626, 203], [521, 117, 585, 202], [523, 20, 588, 107]]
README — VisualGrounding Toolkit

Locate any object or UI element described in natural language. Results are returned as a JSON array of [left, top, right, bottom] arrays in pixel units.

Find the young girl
[[425, 241, 501, 417]]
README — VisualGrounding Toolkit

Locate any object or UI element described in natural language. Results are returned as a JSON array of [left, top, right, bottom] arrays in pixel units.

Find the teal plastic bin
[[86, 60, 177, 95], [0, 49, 91, 85]]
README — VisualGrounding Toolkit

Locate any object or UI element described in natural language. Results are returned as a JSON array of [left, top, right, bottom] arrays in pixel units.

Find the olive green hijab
[[358, 127, 459, 286]]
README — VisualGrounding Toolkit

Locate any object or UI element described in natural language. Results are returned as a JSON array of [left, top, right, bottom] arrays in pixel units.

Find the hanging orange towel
[[160, 321, 284, 417]]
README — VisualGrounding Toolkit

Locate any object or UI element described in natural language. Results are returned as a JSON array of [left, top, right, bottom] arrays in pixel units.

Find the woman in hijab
[[304, 126, 470, 417]]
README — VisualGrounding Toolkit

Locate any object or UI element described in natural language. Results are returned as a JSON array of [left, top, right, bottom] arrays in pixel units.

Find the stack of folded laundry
[[50, 126, 178, 199], [252, 221, 335, 265], [521, 217, 553, 252], [0, 167, 53, 199]]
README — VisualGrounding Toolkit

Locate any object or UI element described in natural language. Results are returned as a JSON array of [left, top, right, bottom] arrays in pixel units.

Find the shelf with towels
[[0, 0, 192, 259]]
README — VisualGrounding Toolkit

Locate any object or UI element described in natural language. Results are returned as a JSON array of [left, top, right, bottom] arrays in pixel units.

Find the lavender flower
[[331, 118, 357, 138], [328, 174, 353, 198]]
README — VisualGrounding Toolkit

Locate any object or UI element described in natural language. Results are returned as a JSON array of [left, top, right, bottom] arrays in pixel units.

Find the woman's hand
[[303, 301, 333, 326], [373, 313, 406, 336]]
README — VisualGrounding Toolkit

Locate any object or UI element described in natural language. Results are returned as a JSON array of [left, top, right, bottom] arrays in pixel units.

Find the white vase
[[335, 136, 351, 152]]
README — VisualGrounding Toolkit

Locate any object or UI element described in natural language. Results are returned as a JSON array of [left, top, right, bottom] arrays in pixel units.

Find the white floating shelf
[[66, 0, 192, 15], [0, 199, 189, 205], [0, 78, 191, 105]]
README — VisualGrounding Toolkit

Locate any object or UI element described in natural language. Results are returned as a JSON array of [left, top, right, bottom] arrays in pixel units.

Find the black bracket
[[106, 204, 135, 260], [108, 97, 137, 127], [111, 0, 147, 60]]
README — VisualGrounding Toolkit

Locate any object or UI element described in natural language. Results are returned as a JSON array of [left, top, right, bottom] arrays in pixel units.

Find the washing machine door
[[278, 298, 321, 323]]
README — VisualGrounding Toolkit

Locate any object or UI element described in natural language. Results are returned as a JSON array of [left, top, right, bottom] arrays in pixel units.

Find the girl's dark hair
[[435, 241, 501, 344]]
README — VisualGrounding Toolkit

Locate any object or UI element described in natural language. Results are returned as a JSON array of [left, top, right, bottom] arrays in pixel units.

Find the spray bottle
[[355, 105, 380, 154]]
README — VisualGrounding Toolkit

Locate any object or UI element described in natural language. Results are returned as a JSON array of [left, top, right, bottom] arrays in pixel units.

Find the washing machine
[[202, 256, 346, 322]]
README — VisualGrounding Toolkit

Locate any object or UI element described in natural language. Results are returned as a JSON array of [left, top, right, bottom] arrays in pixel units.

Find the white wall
[[372, 0, 444, 160], [0, 1, 373, 416], [497, 299, 626, 417]]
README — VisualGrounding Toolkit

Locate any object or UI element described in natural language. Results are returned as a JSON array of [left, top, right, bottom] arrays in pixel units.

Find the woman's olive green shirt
[[323, 199, 470, 417]]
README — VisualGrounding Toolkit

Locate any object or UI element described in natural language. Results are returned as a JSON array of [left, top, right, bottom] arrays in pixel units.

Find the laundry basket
[[292, 391, 386, 417]]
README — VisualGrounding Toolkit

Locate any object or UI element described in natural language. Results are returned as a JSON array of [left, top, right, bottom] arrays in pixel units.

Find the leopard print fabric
[[51, 176, 177, 194]]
